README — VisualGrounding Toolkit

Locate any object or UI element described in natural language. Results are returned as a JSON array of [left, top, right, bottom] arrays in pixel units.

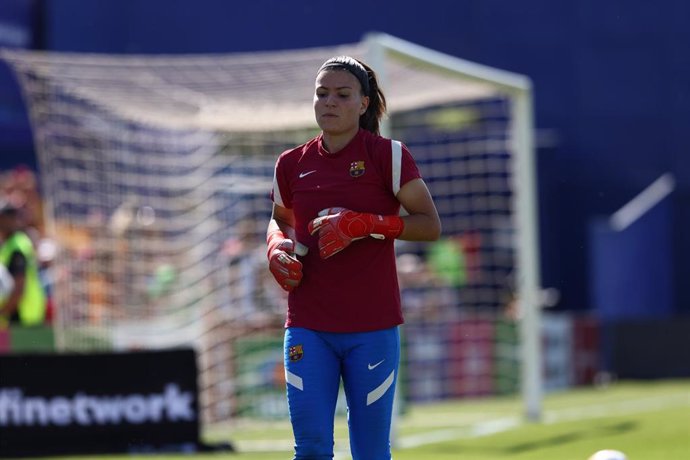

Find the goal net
[[1, 33, 540, 424]]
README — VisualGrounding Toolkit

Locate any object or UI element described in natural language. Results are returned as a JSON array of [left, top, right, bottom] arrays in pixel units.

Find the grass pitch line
[[397, 416, 521, 448], [231, 391, 689, 453], [542, 393, 690, 424], [233, 417, 522, 453], [398, 392, 689, 450]]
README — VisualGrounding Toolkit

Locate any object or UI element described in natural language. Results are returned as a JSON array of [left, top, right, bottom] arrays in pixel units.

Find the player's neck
[[321, 128, 359, 154]]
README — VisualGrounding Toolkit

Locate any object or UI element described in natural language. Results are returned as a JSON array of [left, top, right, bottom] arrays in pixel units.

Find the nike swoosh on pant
[[368, 360, 385, 370]]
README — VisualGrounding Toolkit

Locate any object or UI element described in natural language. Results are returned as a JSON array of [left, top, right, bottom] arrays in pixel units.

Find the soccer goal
[[1, 32, 542, 425]]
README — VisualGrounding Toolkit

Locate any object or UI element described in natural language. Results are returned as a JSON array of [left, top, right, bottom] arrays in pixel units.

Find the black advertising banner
[[610, 318, 690, 379], [0, 348, 201, 457]]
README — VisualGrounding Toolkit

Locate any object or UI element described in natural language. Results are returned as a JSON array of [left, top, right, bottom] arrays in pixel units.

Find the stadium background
[[0, 1, 688, 456], [0, 0, 688, 405], [2, 0, 688, 320]]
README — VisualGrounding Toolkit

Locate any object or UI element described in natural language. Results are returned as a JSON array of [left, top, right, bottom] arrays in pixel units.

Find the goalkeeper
[[267, 55, 441, 460]]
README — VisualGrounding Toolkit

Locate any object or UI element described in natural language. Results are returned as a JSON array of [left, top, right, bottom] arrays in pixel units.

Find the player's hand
[[308, 207, 404, 259], [267, 238, 303, 292]]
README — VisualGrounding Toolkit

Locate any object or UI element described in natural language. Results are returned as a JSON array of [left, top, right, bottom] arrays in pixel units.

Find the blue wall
[[589, 198, 674, 321], [2, 0, 688, 313], [0, 0, 38, 170]]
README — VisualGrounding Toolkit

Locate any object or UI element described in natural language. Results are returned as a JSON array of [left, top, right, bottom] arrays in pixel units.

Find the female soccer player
[[267, 55, 441, 460]]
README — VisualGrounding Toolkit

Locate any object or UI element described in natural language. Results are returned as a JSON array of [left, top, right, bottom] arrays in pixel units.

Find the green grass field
[[21, 380, 690, 460]]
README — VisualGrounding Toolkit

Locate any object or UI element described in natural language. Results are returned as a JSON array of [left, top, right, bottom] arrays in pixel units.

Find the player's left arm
[[396, 178, 441, 241], [308, 180, 441, 259]]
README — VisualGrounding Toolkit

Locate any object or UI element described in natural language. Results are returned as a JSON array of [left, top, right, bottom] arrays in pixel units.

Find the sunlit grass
[[10, 380, 689, 460]]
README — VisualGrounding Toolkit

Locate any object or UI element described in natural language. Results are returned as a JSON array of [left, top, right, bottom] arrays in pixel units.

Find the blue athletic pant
[[284, 326, 400, 460]]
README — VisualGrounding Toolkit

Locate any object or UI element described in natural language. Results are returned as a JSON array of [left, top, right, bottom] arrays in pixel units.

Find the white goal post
[[366, 32, 542, 422], [1, 31, 543, 425]]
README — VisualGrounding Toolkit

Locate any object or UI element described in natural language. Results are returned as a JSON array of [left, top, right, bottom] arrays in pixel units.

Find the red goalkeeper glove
[[267, 228, 303, 292], [308, 207, 404, 259]]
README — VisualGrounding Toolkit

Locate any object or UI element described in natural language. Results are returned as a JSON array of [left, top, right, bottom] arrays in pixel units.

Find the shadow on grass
[[411, 421, 638, 457], [503, 421, 637, 454]]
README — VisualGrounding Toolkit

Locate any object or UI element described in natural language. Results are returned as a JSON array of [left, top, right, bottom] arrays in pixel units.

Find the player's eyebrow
[[316, 85, 354, 90]]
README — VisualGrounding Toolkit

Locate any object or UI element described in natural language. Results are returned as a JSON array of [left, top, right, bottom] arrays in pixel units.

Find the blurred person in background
[[397, 252, 460, 322], [0, 199, 47, 328], [0, 166, 44, 243], [266, 55, 441, 460]]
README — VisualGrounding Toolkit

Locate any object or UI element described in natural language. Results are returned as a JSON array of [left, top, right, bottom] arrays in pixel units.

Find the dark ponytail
[[317, 56, 387, 135], [356, 59, 387, 135]]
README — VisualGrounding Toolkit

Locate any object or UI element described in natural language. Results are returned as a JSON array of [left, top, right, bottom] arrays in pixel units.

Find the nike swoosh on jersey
[[299, 170, 317, 178], [368, 359, 385, 370]]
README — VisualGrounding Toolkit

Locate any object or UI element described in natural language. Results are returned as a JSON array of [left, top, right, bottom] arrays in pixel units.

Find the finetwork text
[[0, 384, 195, 427]]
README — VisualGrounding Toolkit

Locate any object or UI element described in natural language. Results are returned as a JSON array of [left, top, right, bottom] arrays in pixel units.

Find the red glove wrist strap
[[266, 227, 287, 259], [368, 214, 404, 239]]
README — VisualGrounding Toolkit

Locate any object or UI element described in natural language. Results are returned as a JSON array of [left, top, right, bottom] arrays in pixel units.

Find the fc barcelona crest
[[289, 344, 304, 362], [349, 160, 366, 177]]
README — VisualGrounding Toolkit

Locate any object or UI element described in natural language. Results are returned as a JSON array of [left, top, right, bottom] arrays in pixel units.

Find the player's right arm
[[266, 203, 304, 291]]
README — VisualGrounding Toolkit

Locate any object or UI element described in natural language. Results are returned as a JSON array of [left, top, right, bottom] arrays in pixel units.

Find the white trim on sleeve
[[391, 139, 403, 196], [272, 164, 285, 207]]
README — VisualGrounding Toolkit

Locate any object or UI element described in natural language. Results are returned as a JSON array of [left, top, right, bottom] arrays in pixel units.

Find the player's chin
[[316, 117, 339, 131]]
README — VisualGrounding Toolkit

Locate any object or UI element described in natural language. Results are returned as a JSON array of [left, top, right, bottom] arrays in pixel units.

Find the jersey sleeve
[[270, 151, 293, 209], [390, 140, 422, 196]]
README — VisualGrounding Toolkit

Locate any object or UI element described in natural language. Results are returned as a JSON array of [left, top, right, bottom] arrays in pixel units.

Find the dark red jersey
[[271, 129, 421, 332]]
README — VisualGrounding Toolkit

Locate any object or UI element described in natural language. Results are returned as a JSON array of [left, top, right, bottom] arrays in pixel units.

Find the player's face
[[314, 69, 369, 137]]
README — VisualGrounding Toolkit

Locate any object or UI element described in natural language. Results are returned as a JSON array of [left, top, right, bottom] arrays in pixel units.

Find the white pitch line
[[542, 393, 690, 424], [399, 393, 689, 451], [233, 437, 351, 453], [398, 416, 521, 449], [233, 392, 690, 454], [231, 439, 295, 451]]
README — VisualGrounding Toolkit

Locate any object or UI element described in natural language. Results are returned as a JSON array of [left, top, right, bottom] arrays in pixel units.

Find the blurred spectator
[[397, 252, 459, 322], [426, 236, 467, 288], [0, 166, 44, 242], [222, 218, 285, 324], [0, 199, 47, 327]]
